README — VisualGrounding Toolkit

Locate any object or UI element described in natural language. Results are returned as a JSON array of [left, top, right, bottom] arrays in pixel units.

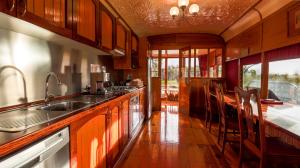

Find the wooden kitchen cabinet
[[73, 0, 98, 46], [100, 4, 114, 51], [120, 98, 129, 148], [131, 34, 138, 52], [113, 31, 132, 69], [113, 31, 140, 69], [115, 22, 126, 52], [70, 107, 108, 168], [108, 103, 121, 166], [16, 0, 72, 37], [0, 0, 17, 16]]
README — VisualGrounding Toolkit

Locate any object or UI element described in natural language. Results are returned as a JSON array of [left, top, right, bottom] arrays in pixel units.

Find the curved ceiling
[[107, 0, 260, 36]]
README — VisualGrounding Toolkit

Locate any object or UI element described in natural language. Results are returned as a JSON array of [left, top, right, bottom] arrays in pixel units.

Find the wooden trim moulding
[[219, 0, 262, 36]]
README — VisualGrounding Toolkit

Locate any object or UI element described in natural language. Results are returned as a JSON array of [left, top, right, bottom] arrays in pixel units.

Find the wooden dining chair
[[214, 83, 239, 153], [203, 81, 212, 131], [234, 87, 300, 168]]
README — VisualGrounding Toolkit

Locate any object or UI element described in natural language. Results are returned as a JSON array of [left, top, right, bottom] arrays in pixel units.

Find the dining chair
[[234, 87, 300, 168], [203, 81, 212, 131], [215, 83, 239, 153]]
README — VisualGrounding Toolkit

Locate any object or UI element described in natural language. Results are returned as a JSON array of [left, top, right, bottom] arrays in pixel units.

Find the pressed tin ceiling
[[107, 0, 260, 36]]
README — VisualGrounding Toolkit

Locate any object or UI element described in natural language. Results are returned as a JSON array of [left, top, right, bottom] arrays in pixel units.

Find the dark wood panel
[[263, 1, 300, 51], [226, 1, 300, 61], [131, 34, 138, 52], [152, 77, 161, 111], [148, 33, 225, 49]]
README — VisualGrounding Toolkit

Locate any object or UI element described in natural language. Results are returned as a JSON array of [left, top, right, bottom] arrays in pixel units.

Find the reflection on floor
[[119, 106, 230, 168]]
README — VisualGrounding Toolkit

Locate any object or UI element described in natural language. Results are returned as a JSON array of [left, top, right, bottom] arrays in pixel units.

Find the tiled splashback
[[0, 29, 121, 108]]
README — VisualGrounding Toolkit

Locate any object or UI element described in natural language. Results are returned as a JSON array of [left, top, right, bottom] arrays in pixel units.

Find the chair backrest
[[234, 87, 266, 154], [214, 83, 226, 124], [203, 81, 211, 112], [212, 79, 227, 93]]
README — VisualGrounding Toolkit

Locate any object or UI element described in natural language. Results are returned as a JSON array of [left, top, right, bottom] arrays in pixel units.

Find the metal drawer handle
[[8, 0, 15, 11], [21, 0, 27, 16], [18, 0, 27, 16]]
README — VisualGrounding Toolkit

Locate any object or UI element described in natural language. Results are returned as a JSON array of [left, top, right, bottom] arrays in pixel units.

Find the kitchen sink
[[0, 101, 92, 132], [37, 101, 91, 111]]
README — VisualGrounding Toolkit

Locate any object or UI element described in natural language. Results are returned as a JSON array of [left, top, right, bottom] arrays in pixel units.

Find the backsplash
[[0, 29, 122, 108]]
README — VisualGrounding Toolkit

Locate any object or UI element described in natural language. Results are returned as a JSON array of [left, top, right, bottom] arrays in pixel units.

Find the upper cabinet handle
[[18, 0, 27, 16], [21, 0, 27, 16], [8, 0, 15, 12]]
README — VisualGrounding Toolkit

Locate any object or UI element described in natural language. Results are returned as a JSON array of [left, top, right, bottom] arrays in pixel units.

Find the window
[[195, 57, 201, 77], [151, 58, 159, 77], [242, 63, 262, 89], [195, 49, 208, 77], [268, 58, 300, 104], [151, 50, 159, 77]]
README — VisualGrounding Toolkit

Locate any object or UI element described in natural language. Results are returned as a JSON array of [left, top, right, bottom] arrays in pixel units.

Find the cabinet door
[[121, 99, 129, 147], [70, 109, 107, 168], [17, 0, 72, 37], [113, 31, 132, 69], [109, 105, 120, 165], [73, 0, 98, 46], [131, 34, 138, 52], [0, 0, 17, 16], [100, 5, 114, 51], [139, 89, 145, 121], [115, 22, 126, 51]]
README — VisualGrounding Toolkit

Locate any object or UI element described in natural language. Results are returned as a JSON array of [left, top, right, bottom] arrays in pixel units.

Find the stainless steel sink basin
[[37, 101, 91, 111], [0, 101, 92, 132]]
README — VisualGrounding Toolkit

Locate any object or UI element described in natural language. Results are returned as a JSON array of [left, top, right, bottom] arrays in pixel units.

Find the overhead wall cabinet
[[114, 21, 127, 54], [0, 0, 139, 66], [0, 0, 72, 37], [113, 31, 140, 69], [100, 4, 115, 52], [73, 0, 98, 46]]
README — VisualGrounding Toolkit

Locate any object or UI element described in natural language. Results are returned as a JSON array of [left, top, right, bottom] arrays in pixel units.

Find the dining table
[[211, 92, 300, 149]]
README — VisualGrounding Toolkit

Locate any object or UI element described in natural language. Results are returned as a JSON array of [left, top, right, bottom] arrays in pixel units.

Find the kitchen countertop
[[0, 87, 144, 158]]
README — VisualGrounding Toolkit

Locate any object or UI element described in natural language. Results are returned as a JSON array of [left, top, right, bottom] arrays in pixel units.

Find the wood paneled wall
[[148, 33, 225, 50], [226, 1, 300, 61]]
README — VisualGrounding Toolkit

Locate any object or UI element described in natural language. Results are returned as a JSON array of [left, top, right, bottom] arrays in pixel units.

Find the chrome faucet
[[0, 65, 28, 104], [45, 72, 62, 103]]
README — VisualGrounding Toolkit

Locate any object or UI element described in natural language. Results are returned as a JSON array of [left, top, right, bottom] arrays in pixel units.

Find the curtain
[[225, 59, 239, 90], [199, 55, 208, 77], [266, 43, 300, 62], [240, 54, 261, 66]]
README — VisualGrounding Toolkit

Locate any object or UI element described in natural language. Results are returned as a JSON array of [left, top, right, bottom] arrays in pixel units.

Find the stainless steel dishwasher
[[0, 127, 70, 168]]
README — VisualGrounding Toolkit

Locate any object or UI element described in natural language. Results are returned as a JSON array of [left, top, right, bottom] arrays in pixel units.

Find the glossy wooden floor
[[118, 105, 230, 168]]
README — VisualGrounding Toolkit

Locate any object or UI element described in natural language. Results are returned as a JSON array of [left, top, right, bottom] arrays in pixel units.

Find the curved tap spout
[[0, 65, 28, 104], [45, 72, 62, 103]]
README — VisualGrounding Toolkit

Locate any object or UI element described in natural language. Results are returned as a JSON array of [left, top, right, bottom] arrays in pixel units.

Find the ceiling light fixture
[[170, 0, 200, 19]]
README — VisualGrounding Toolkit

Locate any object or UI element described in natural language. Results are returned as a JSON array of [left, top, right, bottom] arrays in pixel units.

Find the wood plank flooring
[[118, 106, 230, 168]]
